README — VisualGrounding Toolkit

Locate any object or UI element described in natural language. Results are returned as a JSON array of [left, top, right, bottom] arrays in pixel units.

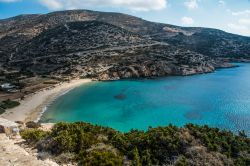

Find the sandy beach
[[0, 79, 92, 122]]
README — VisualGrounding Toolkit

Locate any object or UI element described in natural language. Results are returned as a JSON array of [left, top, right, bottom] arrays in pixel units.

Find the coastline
[[0, 79, 92, 122]]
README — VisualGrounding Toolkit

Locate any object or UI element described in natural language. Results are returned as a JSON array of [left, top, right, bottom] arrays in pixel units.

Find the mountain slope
[[0, 9, 250, 63], [14, 21, 153, 59], [6, 21, 230, 80]]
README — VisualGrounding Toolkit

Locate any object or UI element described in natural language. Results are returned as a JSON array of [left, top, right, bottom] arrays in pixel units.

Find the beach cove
[[1, 64, 250, 135], [0, 79, 92, 122], [41, 63, 250, 134]]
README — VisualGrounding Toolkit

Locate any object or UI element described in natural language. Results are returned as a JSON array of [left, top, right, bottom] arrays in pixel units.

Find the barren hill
[[0, 10, 248, 80]]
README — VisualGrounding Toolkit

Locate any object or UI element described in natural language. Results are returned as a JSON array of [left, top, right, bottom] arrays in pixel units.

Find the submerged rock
[[114, 94, 127, 100], [185, 111, 203, 120]]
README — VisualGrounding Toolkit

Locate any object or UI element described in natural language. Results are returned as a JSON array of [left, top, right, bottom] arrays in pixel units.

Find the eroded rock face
[[0, 118, 19, 138]]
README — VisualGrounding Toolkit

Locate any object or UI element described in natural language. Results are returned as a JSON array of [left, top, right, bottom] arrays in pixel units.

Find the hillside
[[13, 21, 153, 58], [0, 9, 248, 81], [4, 20, 231, 80], [0, 9, 250, 63]]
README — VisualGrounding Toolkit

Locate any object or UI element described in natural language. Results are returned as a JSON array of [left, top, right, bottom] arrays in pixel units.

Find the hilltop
[[0, 10, 249, 61]]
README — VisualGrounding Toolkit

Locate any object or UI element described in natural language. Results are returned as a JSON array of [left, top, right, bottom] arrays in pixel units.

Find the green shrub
[[0, 99, 20, 109], [20, 129, 49, 143], [185, 123, 250, 163], [0, 107, 5, 114], [43, 81, 59, 84], [175, 156, 188, 166], [20, 122, 249, 166], [26, 121, 41, 128], [79, 150, 123, 166]]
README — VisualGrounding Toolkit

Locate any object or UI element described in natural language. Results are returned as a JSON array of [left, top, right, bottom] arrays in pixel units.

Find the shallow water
[[41, 63, 250, 134]]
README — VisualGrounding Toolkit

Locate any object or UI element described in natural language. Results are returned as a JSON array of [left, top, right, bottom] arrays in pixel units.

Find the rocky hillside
[[156, 28, 250, 58], [4, 20, 231, 80], [1, 10, 249, 61], [14, 21, 153, 59], [0, 10, 247, 80]]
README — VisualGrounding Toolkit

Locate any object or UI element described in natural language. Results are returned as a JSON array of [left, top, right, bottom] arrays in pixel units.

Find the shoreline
[[0, 79, 92, 122], [0, 62, 244, 123]]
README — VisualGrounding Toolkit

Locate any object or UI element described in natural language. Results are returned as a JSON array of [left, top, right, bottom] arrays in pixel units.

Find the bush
[[53, 153, 75, 164], [79, 150, 123, 166], [43, 81, 59, 85], [0, 107, 5, 114], [0, 99, 20, 109], [20, 129, 49, 143], [175, 156, 188, 166], [26, 121, 41, 128], [20, 122, 249, 166], [185, 123, 250, 163]]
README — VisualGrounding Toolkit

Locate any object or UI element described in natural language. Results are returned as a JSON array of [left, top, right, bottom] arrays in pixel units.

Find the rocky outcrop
[[0, 133, 58, 166], [0, 117, 19, 138], [0, 119, 59, 166]]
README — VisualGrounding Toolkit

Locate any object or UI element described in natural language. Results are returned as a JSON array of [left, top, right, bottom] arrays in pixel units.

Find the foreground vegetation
[[21, 122, 250, 166], [0, 99, 20, 114]]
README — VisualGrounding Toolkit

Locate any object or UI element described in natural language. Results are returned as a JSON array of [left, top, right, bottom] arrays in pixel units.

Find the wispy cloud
[[39, 0, 167, 11], [184, 0, 198, 10], [181, 16, 194, 25], [239, 18, 250, 25], [0, 0, 20, 2], [232, 10, 250, 16], [218, 0, 225, 6], [228, 23, 250, 35], [229, 7, 250, 36]]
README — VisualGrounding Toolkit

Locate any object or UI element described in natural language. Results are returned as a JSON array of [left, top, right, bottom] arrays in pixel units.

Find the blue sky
[[0, 0, 250, 36]]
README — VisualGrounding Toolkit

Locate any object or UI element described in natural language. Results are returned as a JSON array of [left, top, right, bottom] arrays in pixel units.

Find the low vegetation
[[20, 122, 250, 166], [0, 99, 20, 114], [25, 121, 42, 129], [43, 80, 59, 85]]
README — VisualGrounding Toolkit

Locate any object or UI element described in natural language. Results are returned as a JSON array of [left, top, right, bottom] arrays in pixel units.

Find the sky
[[0, 0, 250, 36]]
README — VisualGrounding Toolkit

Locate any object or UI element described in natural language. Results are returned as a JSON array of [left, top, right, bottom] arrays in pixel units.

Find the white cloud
[[181, 16, 194, 25], [39, 0, 167, 11], [228, 23, 250, 36], [239, 18, 250, 25], [0, 0, 20, 2], [184, 0, 198, 10], [218, 0, 225, 6], [232, 10, 250, 16], [229, 8, 250, 36], [39, 0, 63, 10]]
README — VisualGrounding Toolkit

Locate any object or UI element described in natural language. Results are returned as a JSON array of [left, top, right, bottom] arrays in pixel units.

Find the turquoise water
[[41, 63, 250, 134]]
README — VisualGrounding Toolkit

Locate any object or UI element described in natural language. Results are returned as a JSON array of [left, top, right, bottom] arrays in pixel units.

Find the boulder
[[0, 118, 19, 138]]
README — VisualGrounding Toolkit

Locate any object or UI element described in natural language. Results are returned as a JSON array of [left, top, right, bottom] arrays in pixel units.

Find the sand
[[0, 79, 92, 122]]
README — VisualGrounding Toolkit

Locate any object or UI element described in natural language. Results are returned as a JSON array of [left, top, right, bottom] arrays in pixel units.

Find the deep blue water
[[41, 63, 250, 134]]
